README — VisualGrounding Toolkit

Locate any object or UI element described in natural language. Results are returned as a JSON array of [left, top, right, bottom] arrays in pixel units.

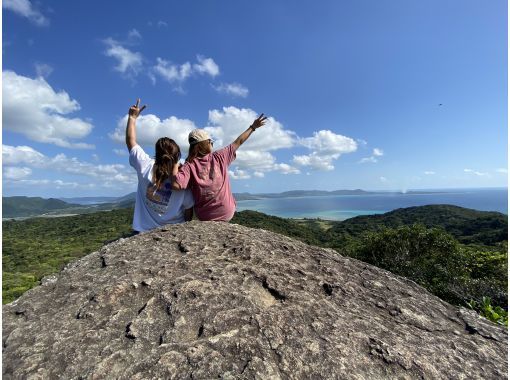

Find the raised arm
[[231, 114, 268, 151], [125, 98, 147, 151]]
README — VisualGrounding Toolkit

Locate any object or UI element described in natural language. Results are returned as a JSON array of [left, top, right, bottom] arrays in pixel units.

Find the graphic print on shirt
[[145, 181, 172, 214], [197, 162, 214, 181], [198, 162, 221, 201]]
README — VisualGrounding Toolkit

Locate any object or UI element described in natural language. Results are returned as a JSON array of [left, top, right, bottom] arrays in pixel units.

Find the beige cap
[[188, 129, 211, 145]]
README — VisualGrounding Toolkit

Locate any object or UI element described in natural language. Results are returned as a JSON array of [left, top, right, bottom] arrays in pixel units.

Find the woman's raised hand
[[128, 98, 147, 119], [251, 114, 268, 130], [233, 113, 268, 149]]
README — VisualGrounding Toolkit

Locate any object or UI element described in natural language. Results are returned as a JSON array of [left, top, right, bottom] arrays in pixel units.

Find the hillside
[[3, 222, 507, 378], [330, 204, 507, 244], [233, 205, 508, 247], [2, 209, 134, 303], [2, 196, 82, 218], [2, 192, 260, 218], [3, 205, 507, 320]]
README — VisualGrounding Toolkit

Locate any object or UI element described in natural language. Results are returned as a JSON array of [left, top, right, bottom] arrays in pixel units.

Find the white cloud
[[3, 166, 32, 180], [34, 62, 53, 78], [295, 130, 357, 171], [4, 178, 94, 189], [152, 55, 219, 89], [424, 171, 436, 175], [229, 168, 251, 180], [110, 114, 197, 151], [359, 156, 378, 164], [193, 55, 219, 77], [103, 38, 143, 76], [113, 148, 128, 156], [234, 150, 278, 172], [253, 171, 265, 178], [148, 20, 168, 28], [232, 150, 300, 175], [299, 130, 357, 155], [207, 107, 295, 152], [153, 58, 192, 83], [5, 178, 51, 186], [2, 145, 46, 165], [3, 0, 48, 26], [128, 29, 142, 41], [496, 168, 508, 174], [2, 145, 136, 187], [360, 147, 383, 164], [293, 153, 336, 171], [213, 82, 249, 98], [464, 169, 489, 177], [373, 148, 384, 156], [380, 176, 388, 182], [273, 163, 300, 175], [3, 71, 94, 148], [54, 180, 79, 188]]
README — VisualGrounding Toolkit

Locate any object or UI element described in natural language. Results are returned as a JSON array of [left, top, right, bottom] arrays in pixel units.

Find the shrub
[[351, 224, 470, 305], [467, 297, 508, 326]]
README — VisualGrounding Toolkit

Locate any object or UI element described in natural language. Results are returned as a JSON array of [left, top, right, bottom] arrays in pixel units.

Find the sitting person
[[172, 114, 267, 221], [126, 99, 194, 232]]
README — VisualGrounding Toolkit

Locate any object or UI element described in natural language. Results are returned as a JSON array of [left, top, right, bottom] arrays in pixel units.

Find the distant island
[[235, 189, 447, 200]]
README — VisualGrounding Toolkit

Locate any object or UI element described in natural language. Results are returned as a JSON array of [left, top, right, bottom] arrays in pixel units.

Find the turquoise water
[[236, 188, 508, 220]]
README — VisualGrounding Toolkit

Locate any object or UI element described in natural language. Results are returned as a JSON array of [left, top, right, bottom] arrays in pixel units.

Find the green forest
[[3, 205, 508, 324]]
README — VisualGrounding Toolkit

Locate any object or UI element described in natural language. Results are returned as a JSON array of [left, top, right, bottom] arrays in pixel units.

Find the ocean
[[236, 188, 508, 220]]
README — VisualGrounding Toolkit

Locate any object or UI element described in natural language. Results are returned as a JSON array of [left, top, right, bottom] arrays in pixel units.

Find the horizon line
[[2, 186, 508, 199]]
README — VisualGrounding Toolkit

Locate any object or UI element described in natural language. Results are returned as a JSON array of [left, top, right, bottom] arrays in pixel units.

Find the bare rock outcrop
[[3, 221, 508, 379]]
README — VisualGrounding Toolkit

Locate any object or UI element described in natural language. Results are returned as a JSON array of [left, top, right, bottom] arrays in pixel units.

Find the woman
[[172, 114, 267, 221], [126, 99, 194, 232]]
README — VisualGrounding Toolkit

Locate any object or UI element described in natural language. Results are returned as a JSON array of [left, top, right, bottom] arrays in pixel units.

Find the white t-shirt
[[129, 145, 194, 232]]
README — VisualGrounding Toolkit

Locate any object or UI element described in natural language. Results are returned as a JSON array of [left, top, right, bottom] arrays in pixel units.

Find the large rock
[[3, 221, 507, 379]]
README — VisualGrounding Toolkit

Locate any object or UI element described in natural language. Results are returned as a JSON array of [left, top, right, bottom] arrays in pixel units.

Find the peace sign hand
[[250, 113, 268, 130], [128, 98, 147, 119]]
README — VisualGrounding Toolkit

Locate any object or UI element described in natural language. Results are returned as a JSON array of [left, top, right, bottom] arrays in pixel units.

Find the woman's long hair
[[152, 138, 181, 190], [186, 140, 211, 163]]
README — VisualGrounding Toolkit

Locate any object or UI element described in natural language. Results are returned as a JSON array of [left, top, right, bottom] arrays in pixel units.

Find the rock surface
[[3, 221, 508, 379]]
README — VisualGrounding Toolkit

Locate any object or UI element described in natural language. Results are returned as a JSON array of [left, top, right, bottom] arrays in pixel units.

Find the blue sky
[[2, 0, 508, 198]]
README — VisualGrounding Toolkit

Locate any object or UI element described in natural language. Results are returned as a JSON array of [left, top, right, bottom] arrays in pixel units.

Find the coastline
[[236, 188, 508, 220]]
